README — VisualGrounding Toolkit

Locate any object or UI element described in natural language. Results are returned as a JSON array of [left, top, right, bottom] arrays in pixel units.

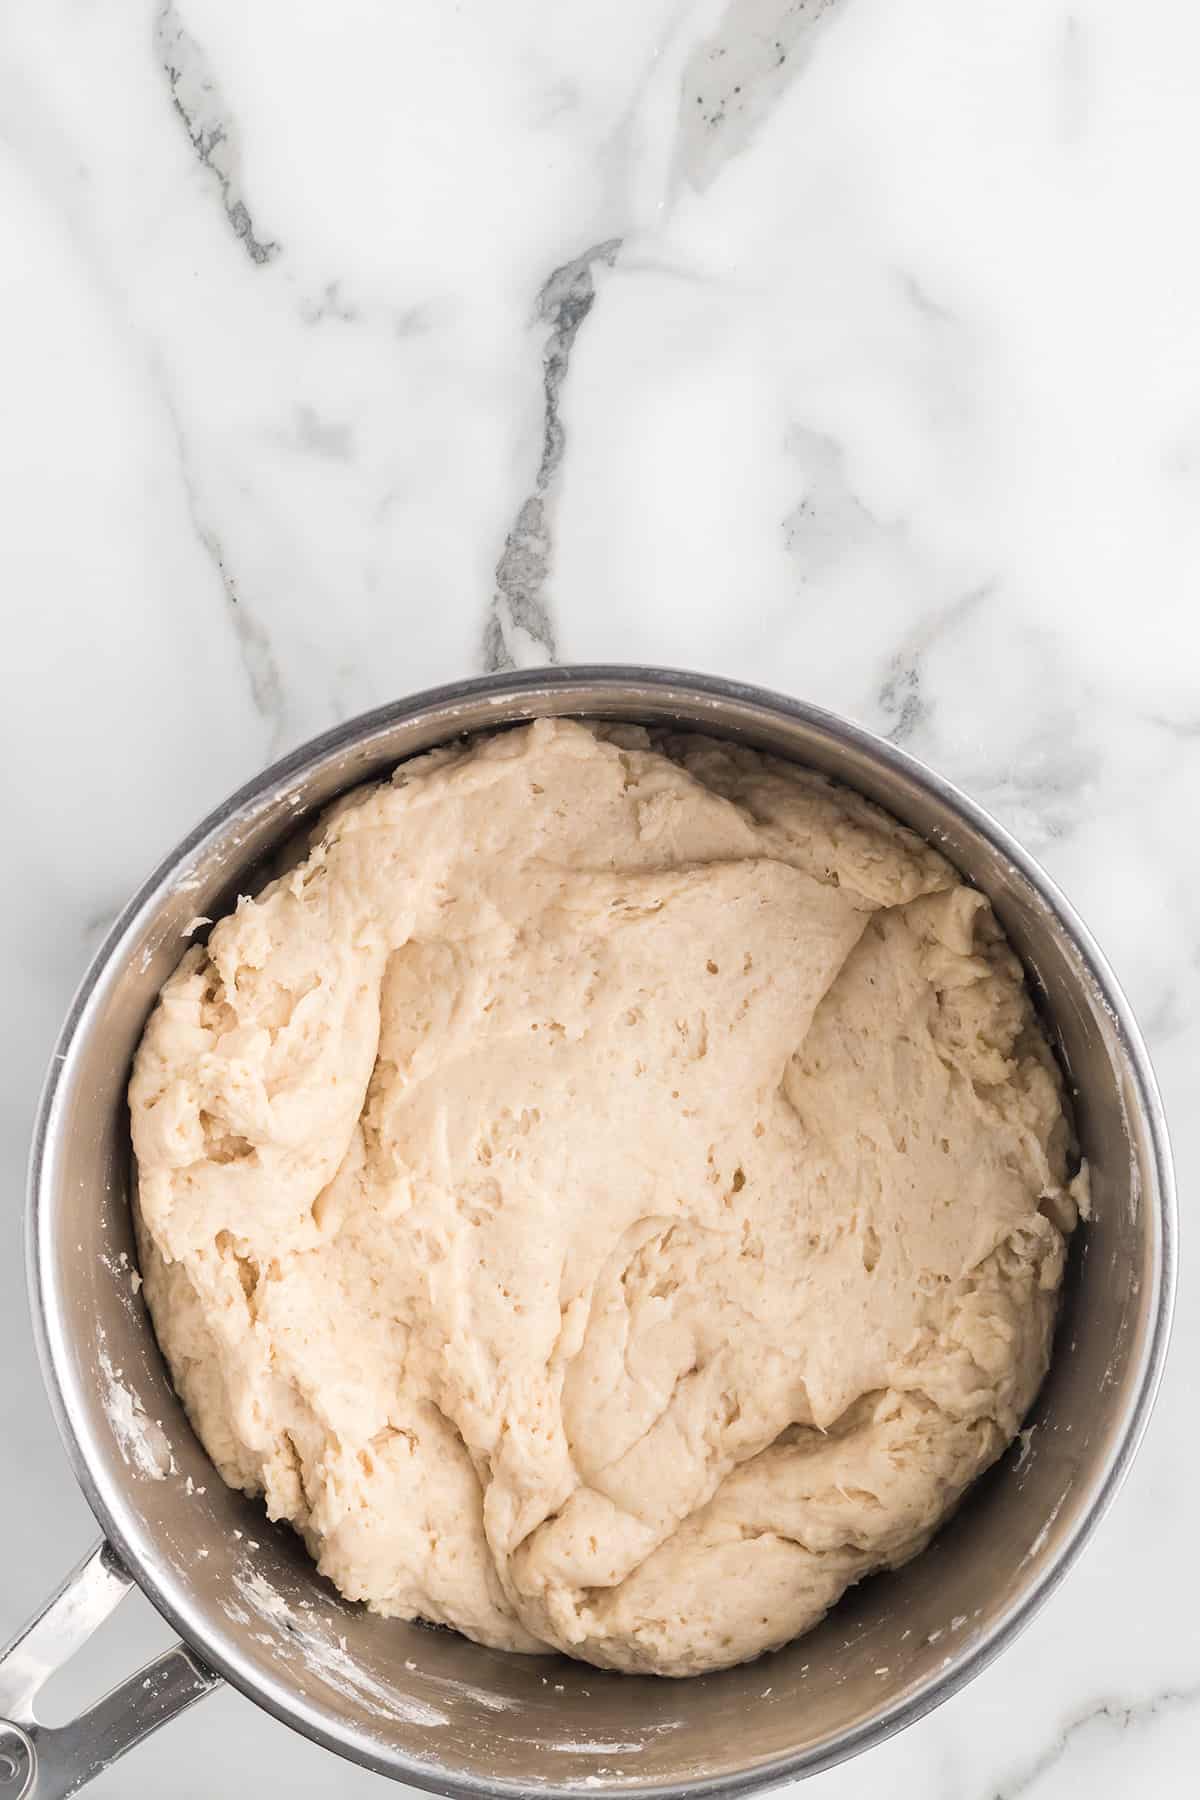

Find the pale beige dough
[[130, 720, 1082, 1676]]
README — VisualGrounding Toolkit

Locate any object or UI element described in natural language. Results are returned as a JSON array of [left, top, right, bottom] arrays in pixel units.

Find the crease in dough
[[130, 719, 1081, 1676]]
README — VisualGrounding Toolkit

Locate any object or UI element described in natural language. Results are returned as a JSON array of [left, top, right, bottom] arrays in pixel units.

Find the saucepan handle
[[0, 1539, 222, 1799]]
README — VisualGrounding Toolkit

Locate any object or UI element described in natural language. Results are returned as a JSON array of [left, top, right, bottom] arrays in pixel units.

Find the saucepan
[[1, 668, 1176, 1799]]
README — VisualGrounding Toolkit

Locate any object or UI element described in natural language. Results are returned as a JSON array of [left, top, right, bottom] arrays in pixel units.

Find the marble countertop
[[1, 2, 1196, 1795]]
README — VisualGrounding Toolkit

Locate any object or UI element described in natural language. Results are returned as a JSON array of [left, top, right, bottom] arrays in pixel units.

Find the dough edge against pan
[[128, 719, 1084, 1676]]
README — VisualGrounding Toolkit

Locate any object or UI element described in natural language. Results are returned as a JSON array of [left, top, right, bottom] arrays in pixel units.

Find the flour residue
[[422, 1674, 520, 1714], [552, 1740, 646, 1757], [226, 1565, 680, 1756], [546, 1718, 685, 1758], [1024, 1487, 1070, 1562], [100, 1248, 144, 1316], [231, 1564, 448, 1731], [97, 1331, 174, 1479]]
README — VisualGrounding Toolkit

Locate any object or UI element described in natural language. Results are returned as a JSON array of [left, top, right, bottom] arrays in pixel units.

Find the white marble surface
[[1, 1, 1197, 1793]]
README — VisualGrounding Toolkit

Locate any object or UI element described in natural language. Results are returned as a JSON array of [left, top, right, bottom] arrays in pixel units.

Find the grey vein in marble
[[784, 427, 902, 585], [1143, 710, 1200, 739], [879, 592, 1100, 853], [483, 239, 621, 672], [160, 382, 287, 755], [196, 520, 286, 756], [897, 268, 956, 326], [155, 0, 280, 265], [979, 730, 1098, 851], [292, 406, 353, 461], [674, 0, 844, 192], [299, 282, 359, 326], [991, 1682, 1200, 1799], [877, 587, 990, 746]]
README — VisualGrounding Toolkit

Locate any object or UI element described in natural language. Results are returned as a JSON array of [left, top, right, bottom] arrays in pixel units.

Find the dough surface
[[130, 721, 1080, 1676]]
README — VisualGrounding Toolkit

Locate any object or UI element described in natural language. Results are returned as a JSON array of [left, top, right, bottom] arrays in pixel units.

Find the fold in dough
[[130, 720, 1081, 1675]]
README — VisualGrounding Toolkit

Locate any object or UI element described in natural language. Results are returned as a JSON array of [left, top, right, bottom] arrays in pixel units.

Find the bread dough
[[130, 721, 1081, 1676]]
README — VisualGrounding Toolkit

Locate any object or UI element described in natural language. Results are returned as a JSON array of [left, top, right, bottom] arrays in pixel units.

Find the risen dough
[[130, 721, 1080, 1676]]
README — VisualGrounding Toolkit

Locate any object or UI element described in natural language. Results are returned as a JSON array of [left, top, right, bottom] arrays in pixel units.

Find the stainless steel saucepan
[[2, 668, 1176, 1799]]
